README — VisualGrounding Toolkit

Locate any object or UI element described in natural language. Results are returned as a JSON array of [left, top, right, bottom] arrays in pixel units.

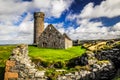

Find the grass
[[0, 45, 16, 80], [29, 46, 86, 62], [0, 45, 16, 67], [0, 45, 86, 67]]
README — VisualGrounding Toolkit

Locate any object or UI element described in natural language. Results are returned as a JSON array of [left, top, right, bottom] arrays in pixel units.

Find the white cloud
[[80, 0, 120, 19], [53, 23, 65, 34], [0, 0, 73, 44], [51, 0, 73, 18], [33, 0, 51, 9], [33, 0, 73, 18], [65, 0, 120, 40], [66, 20, 120, 40], [112, 22, 120, 31], [0, 0, 30, 25], [0, 12, 33, 44], [67, 0, 120, 20], [65, 21, 108, 40], [0, 21, 33, 43]]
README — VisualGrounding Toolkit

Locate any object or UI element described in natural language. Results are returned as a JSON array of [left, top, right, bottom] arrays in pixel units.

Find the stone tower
[[34, 12, 45, 44]]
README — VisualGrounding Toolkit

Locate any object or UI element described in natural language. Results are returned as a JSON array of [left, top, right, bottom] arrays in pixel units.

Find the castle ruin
[[34, 12, 72, 49]]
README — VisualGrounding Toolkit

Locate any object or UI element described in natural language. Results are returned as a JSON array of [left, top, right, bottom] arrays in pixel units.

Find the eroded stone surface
[[4, 44, 47, 80], [4, 44, 119, 80]]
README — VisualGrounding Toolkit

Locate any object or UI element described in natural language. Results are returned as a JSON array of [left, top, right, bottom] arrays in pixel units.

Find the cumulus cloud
[[0, 0, 73, 44], [33, 0, 73, 18], [112, 22, 120, 31], [66, 19, 120, 40], [0, 11, 33, 44], [66, 0, 120, 40], [53, 23, 65, 34], [0, 19, 33, 44], [0, 0, 30, 25], [80, 0, 120, 19]]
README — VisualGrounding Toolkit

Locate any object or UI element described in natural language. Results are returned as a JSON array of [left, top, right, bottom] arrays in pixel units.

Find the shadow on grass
[[0, 67, 5, 80]]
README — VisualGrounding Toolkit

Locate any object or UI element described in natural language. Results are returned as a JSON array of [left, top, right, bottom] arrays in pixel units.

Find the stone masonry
[[38, 24, 72, 49], [4, 44, 47, 80], [34, 12, 45, 44], [57, 51, 115, 80], [34, 12, 73, 49], [4, 44, 116, 80]]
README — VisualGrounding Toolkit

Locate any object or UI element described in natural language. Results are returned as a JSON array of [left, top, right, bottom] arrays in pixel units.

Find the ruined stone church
[[34, 12, 73, 49]]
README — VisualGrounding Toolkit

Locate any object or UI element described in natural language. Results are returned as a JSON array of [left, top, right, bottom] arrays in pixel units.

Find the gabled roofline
[[40, 24, 72, 40], [63, 33, 72, 40]]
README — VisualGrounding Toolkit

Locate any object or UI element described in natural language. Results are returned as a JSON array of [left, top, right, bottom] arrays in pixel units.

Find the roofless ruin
[[34, 12, 73, 49]]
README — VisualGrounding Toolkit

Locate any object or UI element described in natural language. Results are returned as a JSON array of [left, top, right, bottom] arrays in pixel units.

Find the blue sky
[[0, 0, 120, 44]]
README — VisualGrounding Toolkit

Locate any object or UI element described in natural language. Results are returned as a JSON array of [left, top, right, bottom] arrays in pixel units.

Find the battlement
[[34, 12, 45, 18]]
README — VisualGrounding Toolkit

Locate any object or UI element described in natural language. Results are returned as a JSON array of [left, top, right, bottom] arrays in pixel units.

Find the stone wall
[[38, 24, 65, 49], [58, 51, 116, 80], [65, 37, 73, 49], [95, 45, 120, 68], [4, 60, 18, 80], [34, 12, 45, 44], [59, 44, 120, 80], [4, 44, 47, 80], [4, 44, 119, 80], [58, 62, 115, 80]]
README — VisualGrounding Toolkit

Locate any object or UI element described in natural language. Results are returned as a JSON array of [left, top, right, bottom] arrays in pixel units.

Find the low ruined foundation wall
[[4, 44, 117, 80], [4, 44, 47, 80]]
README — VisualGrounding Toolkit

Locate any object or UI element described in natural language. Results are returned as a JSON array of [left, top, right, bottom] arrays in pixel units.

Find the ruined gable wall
[[38, 25, 65, 49]]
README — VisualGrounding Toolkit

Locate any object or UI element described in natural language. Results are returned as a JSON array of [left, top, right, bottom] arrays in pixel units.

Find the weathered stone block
[[6, 60, 15, 67], [28, 69, 37, 74], [19, 71, 27, 78], [75, 72, 79, 75], [4, 72, 18, 80], [5, 66, 10, 72], [35, 71, 45, 77]]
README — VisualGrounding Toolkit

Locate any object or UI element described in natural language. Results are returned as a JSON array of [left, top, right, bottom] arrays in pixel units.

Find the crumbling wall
[[38, 24, 65, 49], [4, 44, 47, 80], [4, 44, 117, 80]]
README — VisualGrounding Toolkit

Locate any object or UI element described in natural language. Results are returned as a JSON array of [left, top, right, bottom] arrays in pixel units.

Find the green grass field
[[0, 45, 86, 67], [29, 46, 86, 62]]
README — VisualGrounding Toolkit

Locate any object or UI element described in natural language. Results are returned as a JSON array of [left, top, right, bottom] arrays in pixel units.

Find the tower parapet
[[34, 12, 45, 45], [34, 12, 45, 18]]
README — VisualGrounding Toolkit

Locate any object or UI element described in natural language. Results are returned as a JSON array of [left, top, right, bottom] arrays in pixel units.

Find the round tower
[[34, 12, 45, 45]]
